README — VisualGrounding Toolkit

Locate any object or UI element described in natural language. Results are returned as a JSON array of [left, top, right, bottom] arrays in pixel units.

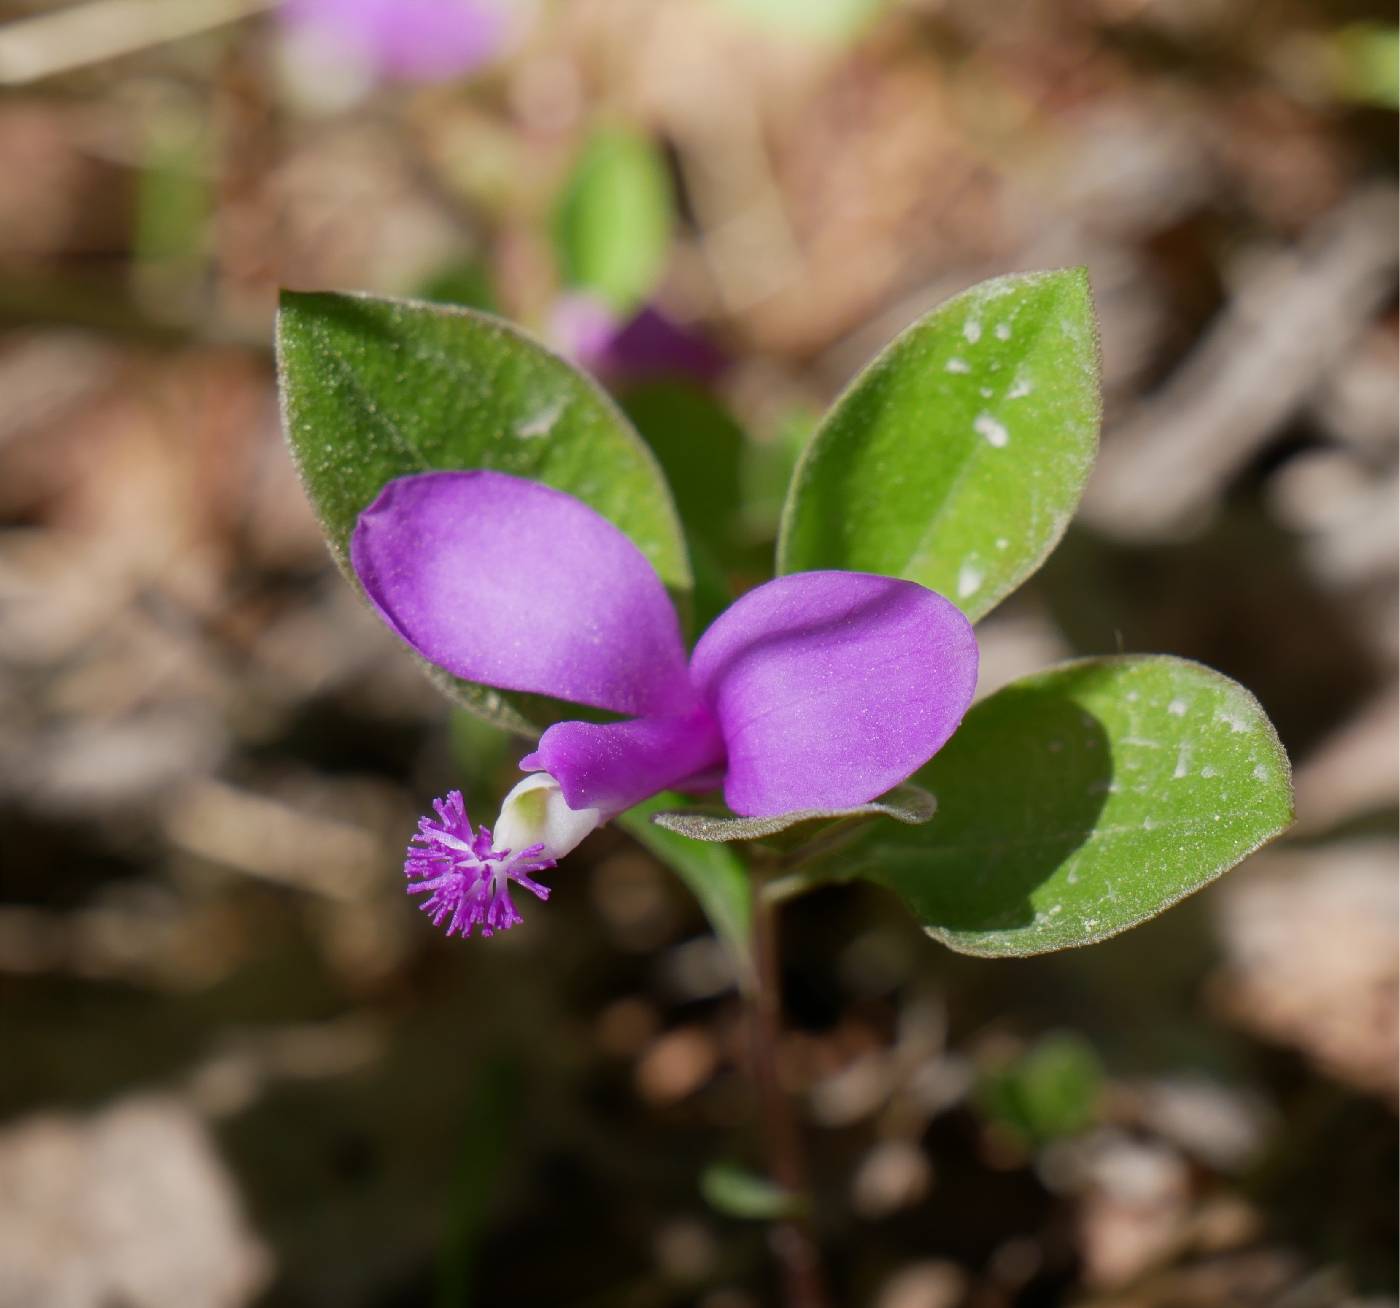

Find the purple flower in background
[[281, 0, 512, 84], [550, 294, 728, 389], [352, 471, 979, 937]]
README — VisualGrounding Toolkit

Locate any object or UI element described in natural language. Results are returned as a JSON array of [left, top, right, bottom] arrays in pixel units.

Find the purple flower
[[352, 471, 979, 936], [280, 0, 512, 84], [550, 294, 728, 389]]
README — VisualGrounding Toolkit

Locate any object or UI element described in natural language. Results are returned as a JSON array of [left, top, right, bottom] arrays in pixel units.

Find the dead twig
[[1084, 185, 1398, 540]]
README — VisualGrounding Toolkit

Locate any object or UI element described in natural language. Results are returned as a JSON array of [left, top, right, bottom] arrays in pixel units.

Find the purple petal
[[521, 705, 726, 817], [351, 470, 693, 716], [689, 572, 978, 818], [282, 0, 511, 83]]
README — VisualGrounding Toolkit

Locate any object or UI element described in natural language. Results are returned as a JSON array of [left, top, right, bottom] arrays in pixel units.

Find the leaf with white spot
[[777, 269, 1101, 621], [824, 656, 1293, 957], [277, 291, 690, 733]]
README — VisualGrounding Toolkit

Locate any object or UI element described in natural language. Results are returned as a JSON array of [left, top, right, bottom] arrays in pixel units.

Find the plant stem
[[749, 881, 831, 1308]]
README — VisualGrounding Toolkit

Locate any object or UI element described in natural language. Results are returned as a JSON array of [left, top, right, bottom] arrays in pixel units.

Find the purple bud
[[281, 0, 513, 85], [549, 294, 728, 388], [548, 293, 622, 375]]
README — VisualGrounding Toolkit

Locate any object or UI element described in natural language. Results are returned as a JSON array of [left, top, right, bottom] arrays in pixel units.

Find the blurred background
[[0, 1, 1396, 1305]]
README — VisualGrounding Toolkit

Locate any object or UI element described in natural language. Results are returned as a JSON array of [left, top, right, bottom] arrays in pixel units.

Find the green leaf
[[619, 792, 752, 968], [135, 106, 211, 269], [620, 380, 746, 630], [555, 128, 672, 314], [417, 258, 498, 313], [652, 782, 935, 843], [276, 290, 690, 734], [621, 381, 745, 563], [1330, 23, 1400, 109], [975, 1033, 1102, 1147], [778, 269, 1101, 622], [700, 1162, 806, 1221], [715, 0, 887, 43], [839, 656, 1292, 957], [741, 406, 816, 545]]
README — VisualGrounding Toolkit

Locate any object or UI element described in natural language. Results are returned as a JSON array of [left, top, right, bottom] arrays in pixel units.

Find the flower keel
[[405, 790, 555, 938]]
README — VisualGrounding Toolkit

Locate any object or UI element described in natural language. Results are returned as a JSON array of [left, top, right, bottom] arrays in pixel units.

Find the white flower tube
[[492, 772, 602, 862]]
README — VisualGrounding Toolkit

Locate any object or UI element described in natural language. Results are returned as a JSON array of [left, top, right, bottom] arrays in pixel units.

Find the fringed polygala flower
[[352, 471, 979, 937]]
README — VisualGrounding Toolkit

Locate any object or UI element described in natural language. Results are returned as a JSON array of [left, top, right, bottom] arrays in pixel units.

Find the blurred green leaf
[[621, 380, 745, 561], [620, 380, 747, 627], [716, 0, 887, 42], [778, 269, 1101, 622], [448, 709, 513, 816], [418, 258, 499, 313], [832, 656, 1293, 957], [134, 105, 210, 281], [277, 291, 690, 733], [620, 792, 752, 965], [741, 407, 816, 545], [684, 531, 738, 640], [436, 1055, 522, 1307], [1330, 24, 1400, 109], [700, 1162, 806, 1220], [651, 781, 934, 843], [555, 128, 673, 314], [976, 1033, 1103, 1146]]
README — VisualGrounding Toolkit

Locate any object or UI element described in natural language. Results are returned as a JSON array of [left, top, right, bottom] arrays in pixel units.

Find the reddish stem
[[748, 884, 831, 1308]]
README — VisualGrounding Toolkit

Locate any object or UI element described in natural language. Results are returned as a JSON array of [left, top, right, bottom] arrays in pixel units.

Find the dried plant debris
[[1214, 841, 1399, 1100], [0, 1097, 269, 1308]]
